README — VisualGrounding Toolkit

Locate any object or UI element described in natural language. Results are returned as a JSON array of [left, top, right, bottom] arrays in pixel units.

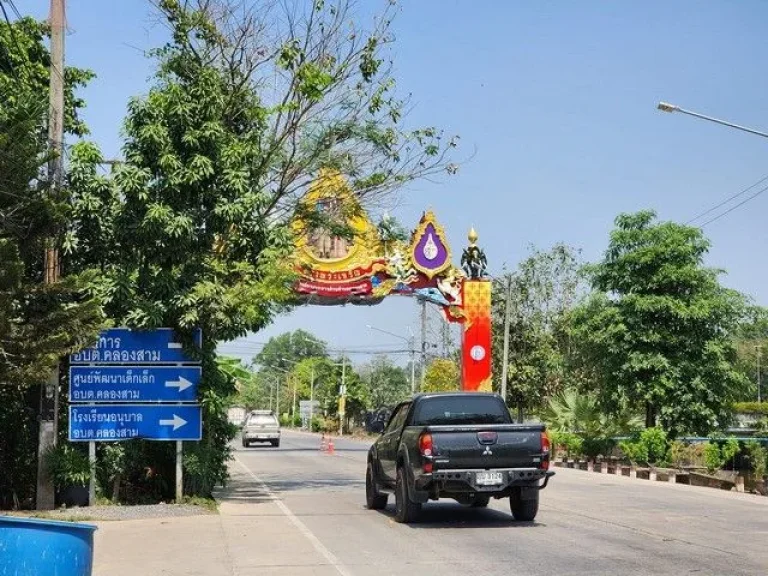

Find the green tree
[[254, 330, 328, 374], [732, 305, 768, 402], [492, 244, 584, 416], [65, 0, 455, 496], [0, 16, 101, 510], [571, 211, 746, 437], [362, 355, 411, 408], [422, 358, 460, 393]]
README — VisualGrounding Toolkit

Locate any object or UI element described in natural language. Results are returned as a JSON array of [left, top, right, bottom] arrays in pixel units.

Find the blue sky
[[22, 1, 768, 364]]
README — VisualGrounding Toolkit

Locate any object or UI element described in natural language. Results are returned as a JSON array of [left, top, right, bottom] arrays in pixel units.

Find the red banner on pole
[[461, 280, 492, 391]]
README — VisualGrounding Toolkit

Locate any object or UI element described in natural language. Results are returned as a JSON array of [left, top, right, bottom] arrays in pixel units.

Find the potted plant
[[46, 443, 92, 507]]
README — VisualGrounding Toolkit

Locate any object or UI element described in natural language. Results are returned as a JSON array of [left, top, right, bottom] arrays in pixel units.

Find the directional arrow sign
[[69, 405, 202, 442], [69, 366, 201, 403], [159, 414, 188, 431], [70, 328, 203, 365]]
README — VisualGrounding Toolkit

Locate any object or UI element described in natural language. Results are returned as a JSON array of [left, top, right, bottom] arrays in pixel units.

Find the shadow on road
[[262, 477, 366, 492], [375, 503, 544, 529]]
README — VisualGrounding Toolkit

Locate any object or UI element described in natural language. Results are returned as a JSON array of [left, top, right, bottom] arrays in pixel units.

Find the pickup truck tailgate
[[428, 424, 545, 470]]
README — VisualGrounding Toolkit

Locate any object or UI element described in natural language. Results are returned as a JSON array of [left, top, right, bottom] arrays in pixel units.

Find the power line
[[0, 0, 23, 80], [5, 0, 21, 21], [687, 173, 768, 225], [699, 182, 768, 228]]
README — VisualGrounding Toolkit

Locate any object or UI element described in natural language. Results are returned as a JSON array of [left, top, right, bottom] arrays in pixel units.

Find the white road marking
[[234, 455, 354, 576]]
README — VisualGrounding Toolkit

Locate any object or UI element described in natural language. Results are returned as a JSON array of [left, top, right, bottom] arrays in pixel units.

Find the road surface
[[230, 429, 768, 576]]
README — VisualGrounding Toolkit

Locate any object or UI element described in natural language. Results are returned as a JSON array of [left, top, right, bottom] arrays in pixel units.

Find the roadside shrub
[[310, 416, 324, 432], [550, 431, 583, 459], [721, 438, 740, 466], [620, 427, 668, 465], [316, 416, 338, 433], [733, 402, 768, 416], [746, 441, 767, 478], [619, 439, 649, 464], [581, 437, 616, 460], [45, 443, 91, 488], [639, 427, 668, 464], [703, 442, 723, 473]]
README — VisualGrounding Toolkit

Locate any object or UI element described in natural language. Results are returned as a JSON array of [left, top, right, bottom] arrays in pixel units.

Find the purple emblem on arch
[[413, 223, 449, 272]]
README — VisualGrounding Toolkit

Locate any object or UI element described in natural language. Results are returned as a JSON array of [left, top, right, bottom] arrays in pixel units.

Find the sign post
[[68, 328, 202, 504]]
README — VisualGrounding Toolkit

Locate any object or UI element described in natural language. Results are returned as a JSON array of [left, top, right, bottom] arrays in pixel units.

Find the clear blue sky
[[23, 1, 768, 364]]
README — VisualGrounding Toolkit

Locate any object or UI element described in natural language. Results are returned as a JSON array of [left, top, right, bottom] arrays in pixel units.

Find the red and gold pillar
[[461, 278, 492, 391]]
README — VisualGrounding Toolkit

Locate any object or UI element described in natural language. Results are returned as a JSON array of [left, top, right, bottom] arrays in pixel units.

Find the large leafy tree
[[66, 0, 451, 494], [731, 305, 768, 403], [491, 244, 583, 416], [254, 330, 328, 373], [571, 211, 746, 437], [0, 17, 101, 509], [361, 355, 410, 408]]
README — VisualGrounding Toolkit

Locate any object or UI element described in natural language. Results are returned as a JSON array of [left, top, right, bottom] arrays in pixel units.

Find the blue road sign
[[69, 366, 201, 403], [69, 404, 202, 442], [70, 328, 203, 364]]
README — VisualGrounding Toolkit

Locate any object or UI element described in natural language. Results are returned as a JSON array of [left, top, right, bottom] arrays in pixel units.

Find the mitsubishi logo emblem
[[482, 445, 493, 456]]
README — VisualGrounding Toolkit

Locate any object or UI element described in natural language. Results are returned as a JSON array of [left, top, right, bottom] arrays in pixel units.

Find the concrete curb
[[552, 459, 753, 495]]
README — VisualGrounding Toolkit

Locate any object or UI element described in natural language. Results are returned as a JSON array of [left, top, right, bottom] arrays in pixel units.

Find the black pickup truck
[[366, 392, 554, 523]]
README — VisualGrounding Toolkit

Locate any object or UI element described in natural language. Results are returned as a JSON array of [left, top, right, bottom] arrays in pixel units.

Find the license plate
[[476, 471, 503, 486]]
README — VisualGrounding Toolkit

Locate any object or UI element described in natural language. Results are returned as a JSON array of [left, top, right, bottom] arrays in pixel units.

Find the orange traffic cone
[[327, 439, 335, 455]]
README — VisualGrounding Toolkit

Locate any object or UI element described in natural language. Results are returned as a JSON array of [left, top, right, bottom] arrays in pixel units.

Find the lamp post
[[657, 102, 768, 139], [367, 325, 417, 394]]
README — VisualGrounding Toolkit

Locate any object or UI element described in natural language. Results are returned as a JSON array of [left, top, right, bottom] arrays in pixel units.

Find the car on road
[[366, 392, 554, 523], [241, 410, 281, 448]]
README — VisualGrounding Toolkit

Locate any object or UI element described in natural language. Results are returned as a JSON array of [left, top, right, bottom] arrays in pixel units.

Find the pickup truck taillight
[[540, 431, 551, 470], [419, 432, 433, 473]]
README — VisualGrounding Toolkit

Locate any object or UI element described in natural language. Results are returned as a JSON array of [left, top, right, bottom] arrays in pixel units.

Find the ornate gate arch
[[290, 169, 491, 391]]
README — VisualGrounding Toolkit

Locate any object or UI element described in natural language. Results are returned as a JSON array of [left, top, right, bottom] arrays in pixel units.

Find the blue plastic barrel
[[0, 515, 97, 576]]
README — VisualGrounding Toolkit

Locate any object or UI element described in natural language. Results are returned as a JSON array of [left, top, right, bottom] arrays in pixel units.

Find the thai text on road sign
[[69, 366, 201, 403], [68, 404, 202, 442], [70, 328, 203, 365]]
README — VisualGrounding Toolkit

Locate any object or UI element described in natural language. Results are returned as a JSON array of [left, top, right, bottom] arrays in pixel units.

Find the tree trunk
[[645, 402, 656, 429], [516, 403, 524, 423]]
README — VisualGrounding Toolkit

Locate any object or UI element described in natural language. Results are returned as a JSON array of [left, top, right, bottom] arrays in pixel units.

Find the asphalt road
[[233, 429, 768, 576]]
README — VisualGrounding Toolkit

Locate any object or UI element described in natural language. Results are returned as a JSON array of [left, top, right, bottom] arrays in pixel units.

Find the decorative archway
[[290, 169, 491, 392]]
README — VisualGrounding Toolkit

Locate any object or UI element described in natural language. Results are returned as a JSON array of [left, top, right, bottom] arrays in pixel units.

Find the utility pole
[[409, 337, 416, 395], [36, 0, 65, 511], [500, 276, 513, 403], [309, 366, 315, 430], [757, 345, 762, 403], [339, 356, 346, 435], [419, 298, 427, 389]]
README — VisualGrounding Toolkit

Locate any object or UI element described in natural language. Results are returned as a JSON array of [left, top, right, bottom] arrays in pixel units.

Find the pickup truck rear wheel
[[509, 489, 539, 521], [365, 463, 388, 510], [394, 467, 421, 524]]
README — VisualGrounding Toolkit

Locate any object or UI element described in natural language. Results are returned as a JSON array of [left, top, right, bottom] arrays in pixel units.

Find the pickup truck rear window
[[247, 415, 278, 426], [412, 396, 512, 426]]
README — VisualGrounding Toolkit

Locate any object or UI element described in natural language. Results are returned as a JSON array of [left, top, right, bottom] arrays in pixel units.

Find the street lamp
[[367, 324, 417, 394], [657, 101, 768, 139]]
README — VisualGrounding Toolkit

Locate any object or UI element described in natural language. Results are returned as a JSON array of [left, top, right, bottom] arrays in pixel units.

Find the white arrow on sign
[[165, 376, 194, 392], [159, 414, 188, 431]]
